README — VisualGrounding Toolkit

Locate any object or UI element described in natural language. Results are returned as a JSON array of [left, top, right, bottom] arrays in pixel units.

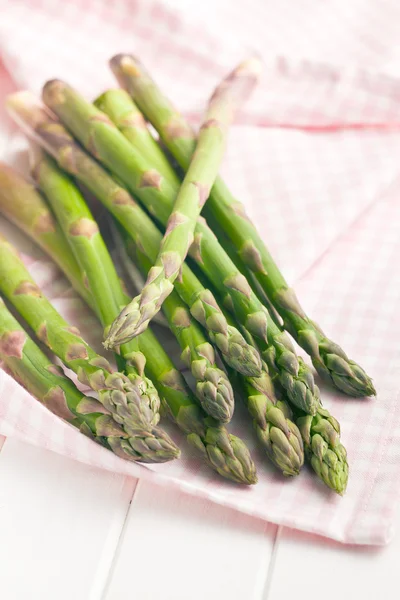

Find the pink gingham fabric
[[1, 0, 400, 545]]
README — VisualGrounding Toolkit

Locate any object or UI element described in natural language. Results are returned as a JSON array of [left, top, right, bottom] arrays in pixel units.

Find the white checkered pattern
[[1, 0, 400, 545]]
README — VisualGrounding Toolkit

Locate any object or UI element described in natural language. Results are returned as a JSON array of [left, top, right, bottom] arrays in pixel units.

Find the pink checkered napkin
[[1, 0, 400, 546]]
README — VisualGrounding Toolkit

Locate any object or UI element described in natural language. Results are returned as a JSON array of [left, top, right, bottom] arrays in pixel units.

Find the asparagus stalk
[[39, 79, 271, 344], [222, 306, 304, 476], [0, 161, 162, 339], [295, 405, 349, 494], [233, 368, 304, 477], [0, 166, 256, 484], [50, 81, 319, 416], [123, 228, 304, 474], [121, 231, 234, 421], [95, 89, 175, 179], [0, 162, 92, 307], [94, 89, 283, 331], [234, 318, 346, 490], [110, 53, 374, 398], [6, 93, 262, 378], [103, 57, 261, 345], [154, 299, 235, 423], [30, 148, 162, 422], [200, 214, 284, 327], [0, 296, 142, 460], [33, 151, 234, 424], [0, 234, 179, 463], [134, 337, 257, 484]]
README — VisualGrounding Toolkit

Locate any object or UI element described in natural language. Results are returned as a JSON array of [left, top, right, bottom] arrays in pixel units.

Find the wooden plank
[[267, 519, 400, 600], [105, 479, 278, 600], [0, 439, 135, 600]]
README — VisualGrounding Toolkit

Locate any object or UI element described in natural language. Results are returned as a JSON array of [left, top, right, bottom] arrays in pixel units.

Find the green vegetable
[[121, 230, 234, 422], [43, 78, 318, 415], [95, 89, 175, 179], [219, 307, 304, 476], [31, 148, 161, 423], [6, 91, 262, 378], [103, 57, 261, 346], [295, 405, 349, 495], [0, 161, 91, 307], [0, 296, 142, 460], [233, 366, 304, 477], [0, 234, 179, 463], [0, 166, 256, 484], [34, 150, 234, 424], [109, 53, 374, 398]]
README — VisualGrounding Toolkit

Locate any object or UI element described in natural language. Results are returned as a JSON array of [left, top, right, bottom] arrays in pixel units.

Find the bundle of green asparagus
[[0, 163, 256, 485], [0, 54, 375, 495]]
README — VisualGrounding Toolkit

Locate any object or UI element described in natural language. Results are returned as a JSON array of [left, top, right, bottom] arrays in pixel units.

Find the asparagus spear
[[134, 336, 257, 484], [0, 296, 143, 460], [233, 368, 304, 477], [95, 89, 175, 179], [38, 83, 319, 416], [40, 74, 266, 345], [45, 79, 319, 416], [295, 405, 349, 495], [33, 150, 234, 424], [0, 162, 92, 307], [235, 319, 346, 490], [0, 167, 257, 484], [30, 148, 162, 422], [0, 234, 179, 463], [6, 93, 262, 378], [122, 228, 304, 474], [122, 233, 234, 421], [110, 53, 374, 398], [103, 57, 261, 345], [94, 90, 283, 332]]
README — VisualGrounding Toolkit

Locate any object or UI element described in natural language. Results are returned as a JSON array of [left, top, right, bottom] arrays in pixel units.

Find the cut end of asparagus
[[6, 91, 69, 162], [235, 56, 263, 78], [6, 91, 51, 131], [42, 79, 68, 109], [208, 56, 263, 115], [110, 53, 142, 82]]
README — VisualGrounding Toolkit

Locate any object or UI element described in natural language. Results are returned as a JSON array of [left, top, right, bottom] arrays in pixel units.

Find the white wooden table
[[0, 436, 399, 600], [0, 38, 399, 600]]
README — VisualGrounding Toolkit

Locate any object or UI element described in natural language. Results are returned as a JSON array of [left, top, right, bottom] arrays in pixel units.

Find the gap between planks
[[99, 478, 143, 600], [103, 478, 280, 600]]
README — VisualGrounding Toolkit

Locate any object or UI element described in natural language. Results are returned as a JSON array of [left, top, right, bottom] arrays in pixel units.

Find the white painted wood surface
[[268, 517, 400, 600], [0, 437, 398, 600], [104, 480, 277, 600], [0, 439, 134, 600]]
